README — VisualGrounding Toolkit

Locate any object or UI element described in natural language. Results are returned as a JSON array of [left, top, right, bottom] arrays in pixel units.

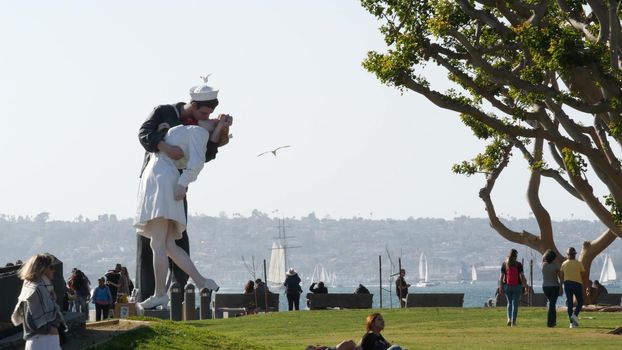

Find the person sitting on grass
[[306, 339, 359, 350], [359, 313, 403, 350]]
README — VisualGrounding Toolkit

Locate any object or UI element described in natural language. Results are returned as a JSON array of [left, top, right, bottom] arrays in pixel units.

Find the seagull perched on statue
[[257, 145, 291, 157]]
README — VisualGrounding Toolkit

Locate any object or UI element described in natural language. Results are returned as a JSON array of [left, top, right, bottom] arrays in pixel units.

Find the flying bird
[[257, 145, 291, 157]]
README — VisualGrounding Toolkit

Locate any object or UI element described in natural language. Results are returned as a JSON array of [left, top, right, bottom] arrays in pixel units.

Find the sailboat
[[267, 218, 300, 289], [311, 264, 337, 287], [470, 265, 478, 284], [311, 264, 326, 283], [329, 271, 337, 287], [267, 241, 286, 288], [415, 252, 439, 287], [598, 254, 619, 286]]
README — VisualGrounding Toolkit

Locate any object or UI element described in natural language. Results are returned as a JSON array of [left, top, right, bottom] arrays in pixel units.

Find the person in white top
[[134, 79, 232, 310]]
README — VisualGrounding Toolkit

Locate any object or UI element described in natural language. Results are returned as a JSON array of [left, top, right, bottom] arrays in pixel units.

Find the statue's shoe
[[139, 294, 169, 310]]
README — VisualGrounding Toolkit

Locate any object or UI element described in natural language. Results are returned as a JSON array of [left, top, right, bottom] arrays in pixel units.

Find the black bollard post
[[183, 282, 195, 320], [199, 288, 212, 320], [170, 282, 183, 321]]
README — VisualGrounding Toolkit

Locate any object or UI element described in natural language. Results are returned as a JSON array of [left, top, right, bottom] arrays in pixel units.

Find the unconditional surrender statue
[[134, 76, 232, 309]]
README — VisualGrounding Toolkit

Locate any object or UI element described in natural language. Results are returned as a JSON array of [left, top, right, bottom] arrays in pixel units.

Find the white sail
[[311, 264, 319, 283], [311, 264, 323, 283], [267, 241, 286, 286], [599, 255, 617, 283], [471, 265, 478, 282], [415, 251, 439, 287], [312, 263, 332, 284], [418, 252, 426, 281], [599, 255, 608, 282], [268, 242, 277, 281], [606, 256, 617, 281]]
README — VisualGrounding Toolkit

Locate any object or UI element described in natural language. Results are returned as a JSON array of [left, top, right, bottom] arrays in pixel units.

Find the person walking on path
[[395, 269, 410, 308], [70, 270, 91, 320], [560, 247, 586, 328], [136, 76, 231, 302], [92, 277, 113, 321], [105, 264, 121, 309], [541, 249, 562, 327], [284, 268, 303, 311], [11, 253, 66, 350], [118, 266, 133, 300], [498, 249, 528, 326], [65, 268, 78, 312]]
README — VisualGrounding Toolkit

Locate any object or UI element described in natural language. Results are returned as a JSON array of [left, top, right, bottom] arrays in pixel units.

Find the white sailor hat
[[189, 75, 219, 101]]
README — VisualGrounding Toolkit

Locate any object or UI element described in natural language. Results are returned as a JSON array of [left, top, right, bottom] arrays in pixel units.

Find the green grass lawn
[[91, 308, 622, 350]]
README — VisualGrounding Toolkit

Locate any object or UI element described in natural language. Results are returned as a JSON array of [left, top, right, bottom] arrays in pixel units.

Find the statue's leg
[[165, 223, 204, 286], [136, 234, 154, 302], [148, 217, 169, 297], [169, 197, 190, 289], [170, 231, 190, 288], [165, 222, 219, 291]]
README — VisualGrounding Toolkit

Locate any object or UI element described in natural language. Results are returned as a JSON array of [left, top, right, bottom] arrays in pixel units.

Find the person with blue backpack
[[498, 249, 528, 326]]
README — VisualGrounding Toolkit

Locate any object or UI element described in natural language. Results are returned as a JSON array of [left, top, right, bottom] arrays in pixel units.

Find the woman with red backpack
[[498, 249, 528, 326]]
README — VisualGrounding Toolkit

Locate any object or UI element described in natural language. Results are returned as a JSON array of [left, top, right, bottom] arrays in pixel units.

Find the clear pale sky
[[0, 1, 603, 221]]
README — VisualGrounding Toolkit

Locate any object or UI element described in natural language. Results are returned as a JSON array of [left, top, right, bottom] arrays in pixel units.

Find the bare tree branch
[[399, 73, 602, 159], [457, 0, 514, 37], [594, 119, 622, 172], [446, 29, 622, 115], [609, 0, 621, 71], [544, 98, 622, 198], [563, 168, 622, 238], [559, 14, 600, 44], [479, 142, 528, 242], [525, 137, 554, 245], [513, 138, 582, 200], [584, 0, 610, 42], [525, 1, 548, 26]]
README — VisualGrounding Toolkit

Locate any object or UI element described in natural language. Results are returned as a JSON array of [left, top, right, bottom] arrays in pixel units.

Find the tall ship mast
[[267, 218, 300, 288]]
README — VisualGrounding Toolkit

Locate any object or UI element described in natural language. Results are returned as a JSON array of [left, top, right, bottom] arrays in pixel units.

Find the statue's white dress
[[134, 125, 209, 239]]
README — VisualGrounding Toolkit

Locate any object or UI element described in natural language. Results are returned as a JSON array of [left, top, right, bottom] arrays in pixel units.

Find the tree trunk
[[577, 230, 618, 305]]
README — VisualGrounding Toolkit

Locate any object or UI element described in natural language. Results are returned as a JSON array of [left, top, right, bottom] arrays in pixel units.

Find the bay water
[[216, 281, 621, 311]]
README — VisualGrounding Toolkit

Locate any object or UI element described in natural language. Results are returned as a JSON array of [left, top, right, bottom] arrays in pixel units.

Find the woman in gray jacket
[[541, 249, 563, 327], [11, 253, 66, 350]]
